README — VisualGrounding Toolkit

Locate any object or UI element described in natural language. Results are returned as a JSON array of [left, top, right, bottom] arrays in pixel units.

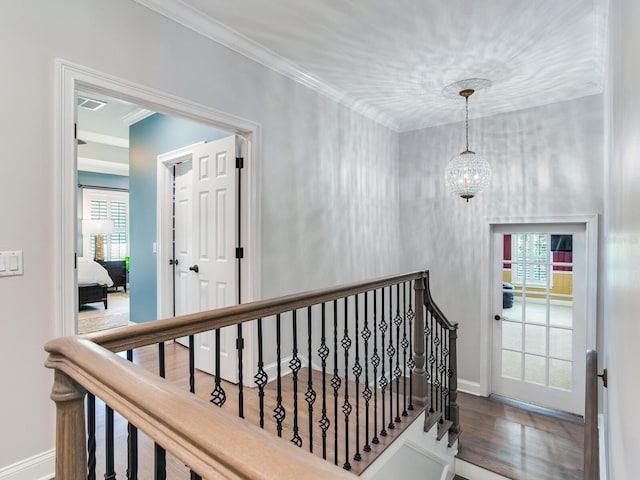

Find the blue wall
[[129, 113, 230, 323], [77, 171, 129, 257]]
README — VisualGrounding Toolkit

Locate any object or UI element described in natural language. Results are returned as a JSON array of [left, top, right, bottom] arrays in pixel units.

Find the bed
[[78, 257, 114, 309]]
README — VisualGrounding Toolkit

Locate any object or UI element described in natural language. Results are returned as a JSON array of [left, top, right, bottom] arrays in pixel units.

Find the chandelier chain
[[465, 95, 469, 152]]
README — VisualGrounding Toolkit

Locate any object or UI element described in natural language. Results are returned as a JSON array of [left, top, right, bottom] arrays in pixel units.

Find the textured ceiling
[[172, 0, 607, 131]]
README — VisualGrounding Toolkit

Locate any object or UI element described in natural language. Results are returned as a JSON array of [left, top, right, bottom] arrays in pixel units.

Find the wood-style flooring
[[90, 342, 424, 479], [456, 392, 584, 480]]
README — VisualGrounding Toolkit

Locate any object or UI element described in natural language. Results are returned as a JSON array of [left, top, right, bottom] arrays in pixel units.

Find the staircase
[[45, 270, 461, 479]]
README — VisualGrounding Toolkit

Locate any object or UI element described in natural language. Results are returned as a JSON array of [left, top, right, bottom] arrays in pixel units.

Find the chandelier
[[444, 84, 491, 202]]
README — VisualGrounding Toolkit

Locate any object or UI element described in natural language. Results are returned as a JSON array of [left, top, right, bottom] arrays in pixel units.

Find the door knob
[[189, 264, 199, 273], [494, 314, 502, 321]]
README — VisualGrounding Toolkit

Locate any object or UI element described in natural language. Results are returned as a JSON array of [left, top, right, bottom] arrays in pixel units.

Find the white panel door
[[174, 162, 195, 324], [492, 224, 586, 415], [191, 137, 238, 383]]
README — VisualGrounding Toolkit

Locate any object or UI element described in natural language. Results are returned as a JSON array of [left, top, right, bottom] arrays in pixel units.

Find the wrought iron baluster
[[87, 393, 96, 480], [274, 314, 286, 437], [379, 287, 388, 437], [387, 285, 395, 430], [237, 324, 244, 418], [371, 290, 380, 445], [394, 283, 402, 424], [439, 321, 445, 423], [401, 282, 409, 417], [362, 291, 372, 452], [126, 350, 138, 480], [188, 335, 195, 394], [407, 281, 415, 411], [105, 405, 116, 480], [306, 306, 316, 453], [444, 321, 451, 421], [254, 318, 267, 428], [331, 300, 341, 465], [290, 310, 302, 447], [190, 472, 202, 480], [429, 307, 436, 415], [155, 343, 166, 479], [342, 297, 352, 470], [210, 330, 226, 408], [353, 294, 362, 462], [318, 303, 330, 459]]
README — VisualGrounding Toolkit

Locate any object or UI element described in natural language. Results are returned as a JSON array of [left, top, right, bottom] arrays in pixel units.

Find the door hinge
[[74, 123, 78, 139], [235, 247, 244, 259], [598, 369, 608, 388], [236, 157, 244, 169], [236, 338, 245, 350]]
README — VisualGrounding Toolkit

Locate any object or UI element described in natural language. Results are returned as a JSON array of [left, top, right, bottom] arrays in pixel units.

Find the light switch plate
[[0, 251, 23, 277]]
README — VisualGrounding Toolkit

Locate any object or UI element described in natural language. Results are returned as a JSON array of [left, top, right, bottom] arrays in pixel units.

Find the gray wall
[[398, 94, 604, 383], [604, 0, 640, 476]]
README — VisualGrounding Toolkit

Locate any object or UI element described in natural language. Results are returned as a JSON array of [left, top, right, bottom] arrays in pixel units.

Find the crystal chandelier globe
[[444, 87, 491, 202]]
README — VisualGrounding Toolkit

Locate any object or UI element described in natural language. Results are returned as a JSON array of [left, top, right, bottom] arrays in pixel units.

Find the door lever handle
[[189, 264, 199, 273]]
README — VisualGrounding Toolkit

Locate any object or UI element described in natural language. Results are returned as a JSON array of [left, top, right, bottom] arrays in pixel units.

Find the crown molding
[[78, 157, 129, 176], [78, 130, 129, 148], [134, 0, 399, 131], [121, 107, 155, 126]]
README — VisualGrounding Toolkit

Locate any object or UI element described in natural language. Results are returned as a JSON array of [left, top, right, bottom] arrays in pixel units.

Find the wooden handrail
[[584, 349, 599, 480], [45, 336, 354, 479], [422, 271, 457, 330], [89, 270, 426, 352]]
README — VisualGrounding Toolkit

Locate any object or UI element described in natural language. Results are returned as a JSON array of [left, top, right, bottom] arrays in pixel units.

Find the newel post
[[447, 325, 461, 446], [411, 274, 428, 405], [51, 370, 87, 479]]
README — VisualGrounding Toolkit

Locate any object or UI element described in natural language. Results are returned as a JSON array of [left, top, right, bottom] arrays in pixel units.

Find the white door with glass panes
[[492, 224, 586, 415], [82, 189, 129, 261]]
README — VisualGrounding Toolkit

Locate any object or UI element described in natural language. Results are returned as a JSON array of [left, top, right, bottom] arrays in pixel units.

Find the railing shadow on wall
[[45, 270, 459, 479]]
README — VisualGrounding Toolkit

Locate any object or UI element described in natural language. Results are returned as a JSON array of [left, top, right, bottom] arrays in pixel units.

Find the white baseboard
[[455, 459, 510, 480], [458, 379, 482, 396], [0, 450, 54, 480]]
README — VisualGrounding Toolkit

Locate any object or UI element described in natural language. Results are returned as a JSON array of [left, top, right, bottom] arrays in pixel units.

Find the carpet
[[78, 311, 130, 334]]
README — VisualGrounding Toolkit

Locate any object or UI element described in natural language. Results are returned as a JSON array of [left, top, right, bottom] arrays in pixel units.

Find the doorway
[[491, 223, 591, 415], [56, 60, 261, 346]]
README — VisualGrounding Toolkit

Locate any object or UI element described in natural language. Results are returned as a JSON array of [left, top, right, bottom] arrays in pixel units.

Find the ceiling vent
[[77, 96, 107, 111]]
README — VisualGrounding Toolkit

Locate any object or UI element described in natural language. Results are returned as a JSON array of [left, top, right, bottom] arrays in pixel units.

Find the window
[[511, 233, 549, 287], [82, 189, 129, 260]]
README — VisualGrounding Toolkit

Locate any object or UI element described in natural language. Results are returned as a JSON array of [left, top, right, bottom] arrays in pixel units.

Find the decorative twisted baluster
[[155, 342, 166, 480], [407, 281, 415, 411], [318, 303, 330, 459], [188, 335, 195, 394], [254, 318, 267, 428], [341, 297, 353, 470], [379, 288, 388, 437], [362, 291, 372, 452], [105, 406, 116, 480], [401, 282, 409, 417], [290, 311, 302, 447], [352, 294, 362, 462], [305, 306, 316, 453], [210, 330, 227, 408], [371, 290, 380, 445], [387, 285, 396, 430], [331, 300, 341, 465], [394, 284, 403, 424], [429, 308, 436, 415], [274, 314, 286, 437], [237, 324, 244, 419]]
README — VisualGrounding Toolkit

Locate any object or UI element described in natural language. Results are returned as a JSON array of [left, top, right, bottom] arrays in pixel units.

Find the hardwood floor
[[90, 342, 424, 478], [456, 392, 584, 480]]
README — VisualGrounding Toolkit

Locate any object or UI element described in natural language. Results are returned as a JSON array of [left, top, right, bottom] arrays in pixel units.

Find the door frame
[[54, 59, 262, 340], [479, 215, 598, 397]]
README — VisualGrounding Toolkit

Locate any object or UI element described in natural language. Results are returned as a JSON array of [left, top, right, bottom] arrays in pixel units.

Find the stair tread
[[437, 419, 453, 441]]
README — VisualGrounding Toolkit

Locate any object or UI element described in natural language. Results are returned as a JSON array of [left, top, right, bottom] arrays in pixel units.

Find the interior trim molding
[[78, 157, 130, 176], [0, 449, 54, 480], [133, 0, 399, 131], [458, 379, 482, 396], [455, 459, 510, 480]]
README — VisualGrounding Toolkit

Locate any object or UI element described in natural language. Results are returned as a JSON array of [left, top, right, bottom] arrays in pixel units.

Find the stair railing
[[46, 269, 457, 478], [415, 271, 461, 446]]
